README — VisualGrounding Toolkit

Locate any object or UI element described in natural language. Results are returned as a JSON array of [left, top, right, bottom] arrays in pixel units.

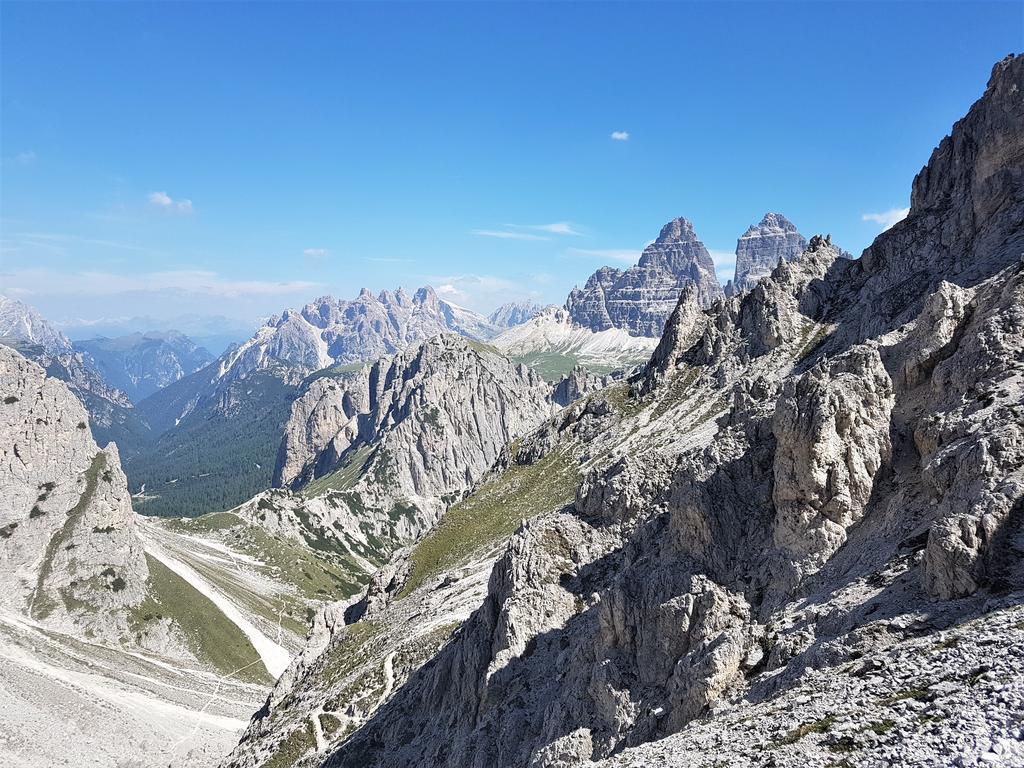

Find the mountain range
[[0, 53, 1021, 768]]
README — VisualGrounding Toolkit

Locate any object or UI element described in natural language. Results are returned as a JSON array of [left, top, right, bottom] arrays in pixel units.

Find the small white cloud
[[148, 191, 194, 214], [12, 150, 37, 166], [303, 248, 328, 258], [566, 247, 639, 264], [610, 131, 630, 141], [862, 207, 910, 231], [472, 229, 550, 241]]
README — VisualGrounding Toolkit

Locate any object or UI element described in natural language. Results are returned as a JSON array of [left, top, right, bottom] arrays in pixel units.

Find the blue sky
[[1, 1, 1020, 334]]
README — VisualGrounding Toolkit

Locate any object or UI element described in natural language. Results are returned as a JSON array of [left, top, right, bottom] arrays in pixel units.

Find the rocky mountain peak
[[652, 216, 698, 245], [730, 212, 809, 295], [565, 216, 723, 336]]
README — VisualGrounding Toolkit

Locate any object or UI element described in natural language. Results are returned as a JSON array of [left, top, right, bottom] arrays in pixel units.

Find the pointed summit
[[654, 217, 698, 245]]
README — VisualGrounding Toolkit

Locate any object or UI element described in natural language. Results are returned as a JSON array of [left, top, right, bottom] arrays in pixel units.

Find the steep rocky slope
[[726, 212, 809, 295], [566, 217, 723, 335], [74, 330, 213, 401], [226, 55, 1024, 768]]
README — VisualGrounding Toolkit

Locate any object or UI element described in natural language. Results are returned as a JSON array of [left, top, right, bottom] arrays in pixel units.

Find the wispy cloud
[[1, 231, 151, 258], [473, 221, 584, 240], [610, 131, 630, 141], [3, 150, 37, 166], [303, 248, 328, 258], [565, 247, 639, 264], [4, 268, 319, 299], [472, 229, 550, 241], [862, 207, 909, 231], [521, 221, 584, 236], [148, 191, 194, 214]]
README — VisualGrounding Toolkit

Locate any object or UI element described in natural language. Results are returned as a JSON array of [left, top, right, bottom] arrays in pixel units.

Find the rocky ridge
[[225, 55, 1024, 768]]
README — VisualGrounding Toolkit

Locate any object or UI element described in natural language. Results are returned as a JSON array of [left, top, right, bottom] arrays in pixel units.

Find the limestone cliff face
[[0, 345, 148, 643], [565, 217, 723, 336], [226, 56, 1024, 768]]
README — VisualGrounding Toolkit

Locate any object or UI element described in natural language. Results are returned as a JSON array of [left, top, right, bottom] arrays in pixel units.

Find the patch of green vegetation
[[401, 445, 580, 596], [4, 395, 18, 404], [776, 714, 837, 746], [0, 522, 17, 539], [92, 525, 115, 533], [797, 321, 834, 362], [319, 712, 343, 737], [228, 524, 367, 602], [879, 687, 930, 705], [421, 405, 442, 428], [301, 445, 372, 498], [601, 382, 642, 417], [863, 719, 897, 736], [303, 362, 366, 385], [29, 504, 45, 518], [260, 721, 315, 768], [33, 452, 106, 619], [77, 421, 88, 430], [465, 339, 501, 357], [162, 511, 244, 534], [130, 554, 271, 684]]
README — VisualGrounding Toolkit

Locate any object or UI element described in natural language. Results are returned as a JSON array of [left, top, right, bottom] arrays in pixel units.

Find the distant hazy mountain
[[488, 301, 544, 328], [74, 331, 214, 402], [60, 313, 254, 357]]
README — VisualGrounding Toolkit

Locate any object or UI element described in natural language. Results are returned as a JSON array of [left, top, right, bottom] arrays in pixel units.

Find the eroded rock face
[[916, 260, 1024, 599], [0, 345, 148, 642], [275, 336, 557, 500], [565, 218, 723, 336], [730, 213, 808, 295], [771, 345, 895, 586]]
